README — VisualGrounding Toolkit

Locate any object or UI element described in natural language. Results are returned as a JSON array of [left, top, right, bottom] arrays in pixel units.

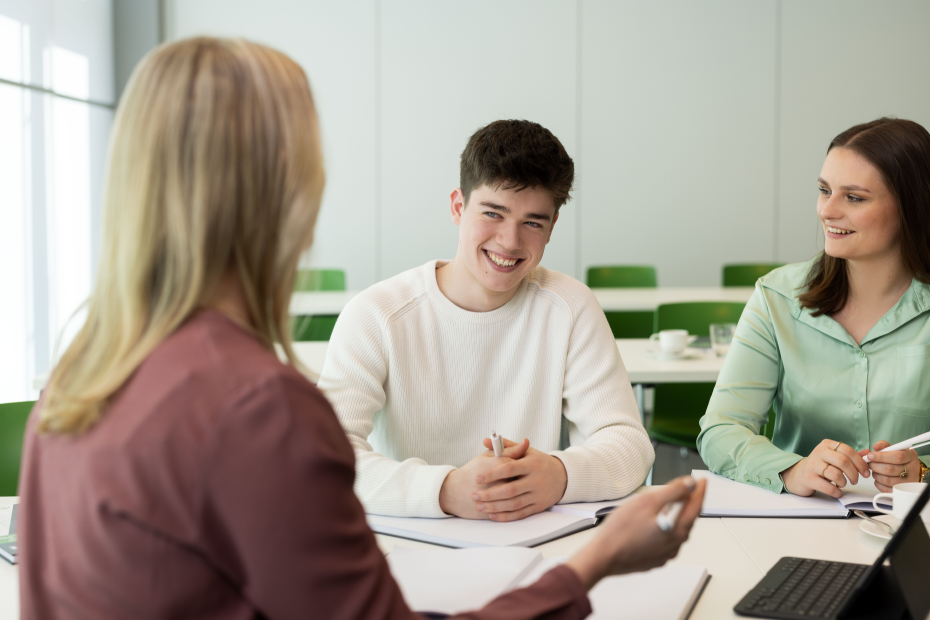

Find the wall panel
[[580, 0, 778, 286], [173, 0, 380, 289], [778, 0, 930, 264], [379, 0, 578, 279]]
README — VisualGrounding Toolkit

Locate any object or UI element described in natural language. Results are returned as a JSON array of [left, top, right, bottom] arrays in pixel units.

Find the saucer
[[644, 347, 704, 361], [858, 514, 899, 540]]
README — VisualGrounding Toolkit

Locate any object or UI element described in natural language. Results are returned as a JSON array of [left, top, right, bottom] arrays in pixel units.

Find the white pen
[[491, 431, 504, 457], [880, 429, 930, 452], [866, 430, 930, 460], [656, 501, 684, 532]]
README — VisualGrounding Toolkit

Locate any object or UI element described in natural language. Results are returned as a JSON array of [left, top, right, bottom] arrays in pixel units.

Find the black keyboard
[[735, 557, 869, 619]]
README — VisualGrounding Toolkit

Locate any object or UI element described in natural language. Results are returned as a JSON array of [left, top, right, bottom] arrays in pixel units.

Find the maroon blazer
[[18, 310, 591, 619]]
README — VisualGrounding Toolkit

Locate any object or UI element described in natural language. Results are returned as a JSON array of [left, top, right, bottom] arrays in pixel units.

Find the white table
[[374, 511, 923, 620], [3, 491, 923, 619], [290, 339, 726, 386], [289, 287, 756, 316], [591, 287, 755, 312]]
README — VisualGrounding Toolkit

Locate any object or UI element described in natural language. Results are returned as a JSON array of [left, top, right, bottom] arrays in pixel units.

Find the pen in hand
[[655, 501, 684, 532], [490, 431, 504, 457]]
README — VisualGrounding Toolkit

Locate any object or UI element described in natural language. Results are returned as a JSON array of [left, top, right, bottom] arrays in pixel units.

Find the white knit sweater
[[318, 260, 655, 518]]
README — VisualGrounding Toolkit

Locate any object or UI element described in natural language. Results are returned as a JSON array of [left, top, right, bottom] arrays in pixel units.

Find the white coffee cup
[[872, 482, 930, 522], [649, 330, 696, 355]]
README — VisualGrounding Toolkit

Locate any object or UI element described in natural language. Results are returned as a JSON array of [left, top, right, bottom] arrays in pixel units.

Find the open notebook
[[387, 545, 709, 619], [693, 469, 891, 518], [367, 511, 597, 548], [367, 488, 652, 547]]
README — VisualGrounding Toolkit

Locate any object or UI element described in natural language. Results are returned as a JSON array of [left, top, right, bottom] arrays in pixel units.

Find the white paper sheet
[[387, 546, 543, 614], [520, 557, 710, 620]]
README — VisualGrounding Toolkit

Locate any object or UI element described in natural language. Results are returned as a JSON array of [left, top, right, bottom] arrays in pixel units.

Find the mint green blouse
[[698, 259, 930, 493]]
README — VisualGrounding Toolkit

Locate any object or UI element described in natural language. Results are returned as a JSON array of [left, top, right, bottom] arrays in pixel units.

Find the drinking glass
[[710, 323, 737, 356]]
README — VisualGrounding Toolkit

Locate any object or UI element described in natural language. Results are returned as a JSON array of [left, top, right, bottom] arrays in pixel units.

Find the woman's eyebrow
[[840, 184, 871, 193]]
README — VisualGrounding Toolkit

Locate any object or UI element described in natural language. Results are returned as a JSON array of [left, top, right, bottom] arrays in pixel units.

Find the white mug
[[649, 330, 696, 355], [872, 482, 930, 522]]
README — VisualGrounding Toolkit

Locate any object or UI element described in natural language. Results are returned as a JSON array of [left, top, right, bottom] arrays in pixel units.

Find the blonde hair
[[40, 37, 325, 433]]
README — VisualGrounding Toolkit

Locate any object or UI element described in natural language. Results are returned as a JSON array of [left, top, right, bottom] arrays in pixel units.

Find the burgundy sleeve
[[200, 373, 590, 620]]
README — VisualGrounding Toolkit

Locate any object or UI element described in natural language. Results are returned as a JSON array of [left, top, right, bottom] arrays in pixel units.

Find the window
[[0, 1, 113, 403]]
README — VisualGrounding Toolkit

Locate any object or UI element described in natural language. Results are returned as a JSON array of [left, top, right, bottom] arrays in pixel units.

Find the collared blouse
[[698, 259, 930, 493]]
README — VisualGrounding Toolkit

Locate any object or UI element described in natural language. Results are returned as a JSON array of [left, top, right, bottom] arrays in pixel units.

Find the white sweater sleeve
[[317, 298, 454, 518], [550, 288, 655, 503]]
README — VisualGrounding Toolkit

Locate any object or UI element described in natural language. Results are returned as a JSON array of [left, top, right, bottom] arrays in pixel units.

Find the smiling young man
[[318, 120, 654, 521]]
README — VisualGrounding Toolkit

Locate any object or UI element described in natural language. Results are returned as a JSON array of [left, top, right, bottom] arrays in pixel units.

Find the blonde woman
[[19, 38, 704, 619]]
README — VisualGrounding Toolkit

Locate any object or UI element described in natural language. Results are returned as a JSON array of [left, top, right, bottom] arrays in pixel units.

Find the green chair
[[649, 302, 746, 451], [722, 263, 784, 287], [0, 400, 34, 496], [586, 266, 657, 339], [292, 269, 345, 342]]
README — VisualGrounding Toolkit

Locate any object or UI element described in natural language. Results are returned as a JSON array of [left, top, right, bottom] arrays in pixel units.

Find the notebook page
[[693, 470, 848, 517], [837, 477, 891, 511], [387, 546, 543, 615], [519, 558, 710, 620], [368, 511, 595, 548], [0, 506, 11, 536], [549, 496, 637, 518]]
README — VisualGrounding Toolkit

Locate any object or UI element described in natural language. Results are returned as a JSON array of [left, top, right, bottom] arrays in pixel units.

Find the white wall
[[169, 0, 930, 289]]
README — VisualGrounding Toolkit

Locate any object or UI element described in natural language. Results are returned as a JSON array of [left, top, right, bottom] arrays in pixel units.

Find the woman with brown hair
[[698, 118, 930, 498], [18, 37, 704, 619]]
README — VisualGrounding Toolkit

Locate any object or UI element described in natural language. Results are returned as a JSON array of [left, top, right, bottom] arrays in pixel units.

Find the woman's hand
[[565, 476, 705, 590], [780, 439, 870, 498], [861, 440, 922, 492]]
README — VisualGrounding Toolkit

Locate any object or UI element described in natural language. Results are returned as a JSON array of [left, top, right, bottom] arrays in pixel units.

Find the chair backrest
[[654, 301, 746, 337], [722, 263, 784, 287], [294, 269, 346, 292], [0, 400, 35, 496], [586, 265, 657, 288]]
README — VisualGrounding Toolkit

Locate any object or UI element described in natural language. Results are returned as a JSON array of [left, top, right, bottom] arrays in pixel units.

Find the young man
[[318, 120, 654, 521]]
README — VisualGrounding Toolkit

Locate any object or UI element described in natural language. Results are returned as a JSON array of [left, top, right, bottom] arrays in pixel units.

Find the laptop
[[734, 483, 930, 620]]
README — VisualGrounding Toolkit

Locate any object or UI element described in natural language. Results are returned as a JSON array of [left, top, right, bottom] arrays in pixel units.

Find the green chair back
[[294, 269, 346, 292], [722, 263, 784, 287], [587, 266, 657, 339], [587, 266, 656, 288], [293, 269, 345, 341], [0, 401, 34, 496], [654, 301, 746, 337], [649, 301, 747, 450]]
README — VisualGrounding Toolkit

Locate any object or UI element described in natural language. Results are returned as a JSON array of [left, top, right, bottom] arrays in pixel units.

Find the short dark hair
[[800, 117, 930, 316], [459, 119, 574, 211]]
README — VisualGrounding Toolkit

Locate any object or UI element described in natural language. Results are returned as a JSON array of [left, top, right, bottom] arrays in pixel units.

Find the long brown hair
[[799, 118, 930, 316], [41, 38, 325, 433]]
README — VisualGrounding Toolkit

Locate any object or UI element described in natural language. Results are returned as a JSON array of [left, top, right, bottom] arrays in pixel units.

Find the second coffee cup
[[649, 329, 694, 355]]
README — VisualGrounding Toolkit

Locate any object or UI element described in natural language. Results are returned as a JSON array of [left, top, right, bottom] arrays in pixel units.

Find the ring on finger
[[822, 464, 830, 478], [901, 465, 908, 479], [832, 442, 840, 451]]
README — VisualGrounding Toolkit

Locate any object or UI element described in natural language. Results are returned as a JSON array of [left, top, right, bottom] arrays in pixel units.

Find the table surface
[[289, 286, 756, 315], [1, 494, 924, 619], [291, 338, 726, 385]]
